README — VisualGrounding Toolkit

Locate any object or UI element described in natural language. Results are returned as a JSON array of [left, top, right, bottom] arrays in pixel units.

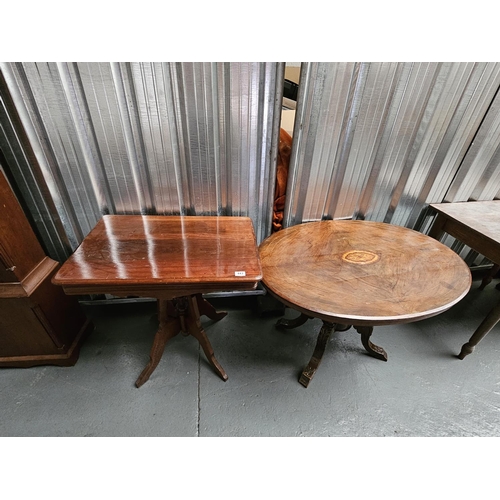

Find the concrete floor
[[2, 275, 500, 437]]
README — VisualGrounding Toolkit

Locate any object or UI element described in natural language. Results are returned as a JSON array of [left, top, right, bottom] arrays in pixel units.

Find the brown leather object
[[272, 128, 292, 232]]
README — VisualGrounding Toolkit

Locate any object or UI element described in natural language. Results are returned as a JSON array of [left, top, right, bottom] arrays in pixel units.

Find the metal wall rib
[[0, 62, 283, 259], [3, 61, 500, 268], [285, 62, 500, 255]]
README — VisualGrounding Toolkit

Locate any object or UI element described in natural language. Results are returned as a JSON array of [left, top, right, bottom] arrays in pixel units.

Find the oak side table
[[428, 200, 500, 358], [53, 215, 262, 387], [259, 220, 471, 387]]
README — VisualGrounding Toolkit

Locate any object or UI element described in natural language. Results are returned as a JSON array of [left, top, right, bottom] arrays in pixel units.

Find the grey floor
[[2, 274, 500, 437]]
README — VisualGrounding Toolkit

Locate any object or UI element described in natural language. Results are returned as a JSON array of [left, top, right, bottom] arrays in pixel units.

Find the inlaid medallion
[[342, 250, 379, 265]]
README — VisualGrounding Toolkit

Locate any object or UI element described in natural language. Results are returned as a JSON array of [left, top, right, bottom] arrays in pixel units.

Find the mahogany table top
[[259, 220, 471, 326], [53, 215, 262, 298]]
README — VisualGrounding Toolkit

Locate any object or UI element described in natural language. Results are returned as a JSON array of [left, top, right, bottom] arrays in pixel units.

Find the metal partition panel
[[445, 87, 500, 203], [4, 61, 500, 268], [0, 62, 283, 259], [285, 62, 500, 242]]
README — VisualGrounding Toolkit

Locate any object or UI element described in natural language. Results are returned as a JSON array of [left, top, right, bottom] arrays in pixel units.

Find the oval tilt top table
[[259, 220, 472, 387], [53, 215, 262, 387]]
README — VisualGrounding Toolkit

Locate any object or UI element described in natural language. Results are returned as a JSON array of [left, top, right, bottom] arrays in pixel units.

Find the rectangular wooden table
[[52, 215, 262, 387], [428, 200, 500, 358]]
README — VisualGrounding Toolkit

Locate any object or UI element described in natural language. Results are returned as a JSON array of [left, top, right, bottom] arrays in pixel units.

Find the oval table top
[[259, 220, 472, 326]]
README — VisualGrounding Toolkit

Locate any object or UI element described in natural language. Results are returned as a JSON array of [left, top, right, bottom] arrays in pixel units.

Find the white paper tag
[[235, 271, 246, 276]]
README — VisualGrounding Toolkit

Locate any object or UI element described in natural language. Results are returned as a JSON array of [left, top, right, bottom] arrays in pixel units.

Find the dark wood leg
[[276, 312, 311, 329], [479, 264, 500, 291], [195, 294, 227, 321], [458, 299, 500, 359], [186, 296, 228, 381], [299, 321, 335, 388], [355, 325, 388, 361], [427, 213, 446, 240], [135, 300, 180, 388]]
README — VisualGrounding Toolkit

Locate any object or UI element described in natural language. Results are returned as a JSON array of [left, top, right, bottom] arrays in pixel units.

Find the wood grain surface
[[429, 200, 500, 263], [0, 170, 46, 284], [259, 220, 471, 326], [53, 215, 262, 295]]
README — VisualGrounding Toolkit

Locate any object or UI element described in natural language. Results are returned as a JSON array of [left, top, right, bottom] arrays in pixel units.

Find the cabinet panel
[[0, 168, 92, 367], [30, 265, 88, 348], [0, 254, 17, 282], [0, 298, 58, 356], [0, 169, 46, 283]]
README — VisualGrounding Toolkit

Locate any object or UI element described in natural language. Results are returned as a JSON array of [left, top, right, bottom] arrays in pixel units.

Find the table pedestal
[[277, 312, 388, 387], [135, 294, 228, 388]]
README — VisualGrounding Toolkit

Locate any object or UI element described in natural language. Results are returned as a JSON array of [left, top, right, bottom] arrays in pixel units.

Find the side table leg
[[136, 300, 180, 388], [427, 213, 446, 240], [458, 299, 500, 359], [276, 312, 311, 329], [299, 321, 335, 388], [187, 296, 228, 381], [195, 294, 227, 321], [355, 326, 388, 361], [478, 264, 500, 291]]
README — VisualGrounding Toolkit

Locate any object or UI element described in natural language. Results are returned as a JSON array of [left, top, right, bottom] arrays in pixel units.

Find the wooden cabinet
[[0, 169, 92, 367]]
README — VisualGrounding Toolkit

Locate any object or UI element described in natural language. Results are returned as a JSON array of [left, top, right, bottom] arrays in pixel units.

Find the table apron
[[263, 284, 460, 327], [60, 282, 259, 300], [435, 216, 500, 263]]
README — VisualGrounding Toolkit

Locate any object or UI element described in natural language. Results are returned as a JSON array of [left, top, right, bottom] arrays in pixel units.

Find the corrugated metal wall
[[2, 61, 500, 268], [0, 69, 69, 262], [285, 62, 500, 264], [0, 62, 284, 259]]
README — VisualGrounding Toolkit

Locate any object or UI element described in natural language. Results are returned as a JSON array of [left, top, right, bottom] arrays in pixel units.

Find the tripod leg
[[135, 300, 180, 388], [299, 321, 335, 388], [355, 325, 387, 361], [276, 312, 311, 330], [186, 296, 228, 381], [195, 294, 227, 321]]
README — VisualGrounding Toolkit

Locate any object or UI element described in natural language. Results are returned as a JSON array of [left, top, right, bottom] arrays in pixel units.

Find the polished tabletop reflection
[[53, 215, 262, 293]]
